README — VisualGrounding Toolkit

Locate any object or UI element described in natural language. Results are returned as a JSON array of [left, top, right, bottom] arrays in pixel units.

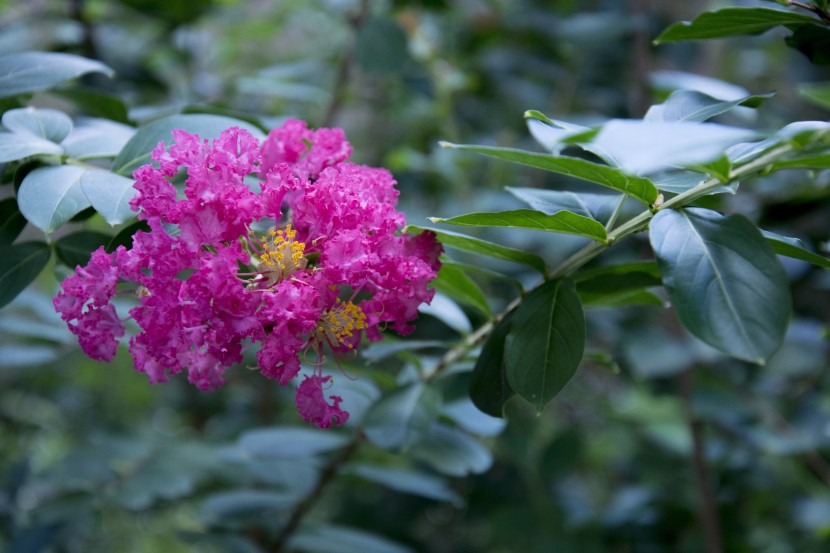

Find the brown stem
[[68, 0, 99, 61], [791, 1, 830, 24], [678, 370, 723, 553], [322, 0, 371, 127], [271, 431, 364, 552]]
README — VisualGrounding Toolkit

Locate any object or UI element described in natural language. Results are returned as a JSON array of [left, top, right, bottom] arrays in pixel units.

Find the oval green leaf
[[505, 279, 585, 413], [363, 382, 443, 451], [410, 424, 493, 477], [17, 165, 90, 233], [645, 90, 773, 123], [111, 114, 266, 177], [2, 107, 73, 142], [762, 230, 830, 270], [592, 120, 757, 175], [62, 119, 136, 160], [404, 225, 547, 275], [0, 51, 114, 99], [433, 263, 491, 317], [655, 8, 816, 43], [0, 241, 52, 309], [469, 311, 515, 418], [0, 198, 26, 245], [430, 209, 607, 243], [80, 169, 136, 225], [0, 132, 64, 162], [55, 230, 112, 268], [440, 142, 658, 205], [649, 208, 791, 363]]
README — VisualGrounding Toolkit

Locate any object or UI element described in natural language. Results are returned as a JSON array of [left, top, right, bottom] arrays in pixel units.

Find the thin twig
[[678, 370, 724, 553], [322, 0, 371, 127], [791, 1, 830, 24], [271, 431, 365, 552]]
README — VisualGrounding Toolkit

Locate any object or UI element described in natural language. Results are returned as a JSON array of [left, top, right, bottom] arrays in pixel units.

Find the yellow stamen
[[258, 224, 307, 283], [315, 299, 367, 348]]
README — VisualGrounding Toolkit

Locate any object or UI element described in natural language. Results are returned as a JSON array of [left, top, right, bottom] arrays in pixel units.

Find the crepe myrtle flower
[[54, 120, 442, 429]]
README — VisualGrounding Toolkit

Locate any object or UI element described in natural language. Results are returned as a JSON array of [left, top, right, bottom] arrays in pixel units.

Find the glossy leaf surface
[[469, 312, 515, 418], [655, 8, 816, 43], [505, 279, 585, 413], [0, 198, 26, 245], [80, 170, 137, 225], [55, 231, 111, 268], [440, 142, 658, 204], [431, 209, 607, 242], [763, 230, 830, 269], [0, 132, 63, 162], [17, 165, 90, 233], [0, 242, 51, 308], [2, 107, 73, 142], [363, 383, 442, 451], [111, 114, 266, 176], [0, 51, 113, 99], [650, 208, 791, 363], [405, 225, 547, 275], [592, 120, 757, 175]]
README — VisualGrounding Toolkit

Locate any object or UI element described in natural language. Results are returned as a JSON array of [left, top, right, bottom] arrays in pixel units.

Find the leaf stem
[[604, 194, 628, 232], [425, 143, 795, 380]]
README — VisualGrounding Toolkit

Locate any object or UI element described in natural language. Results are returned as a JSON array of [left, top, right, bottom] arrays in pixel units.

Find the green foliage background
[[1, 1, 829, 552]]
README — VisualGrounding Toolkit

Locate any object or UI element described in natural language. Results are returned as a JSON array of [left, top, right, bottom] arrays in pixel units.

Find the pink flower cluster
[[54, 120, 442, 428]]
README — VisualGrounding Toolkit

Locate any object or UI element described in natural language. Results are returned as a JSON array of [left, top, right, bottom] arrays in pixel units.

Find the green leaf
[[440, 142, 659, 204], [574, 261, 663, 305], [53, 87, 130, 124], [410, 424, 492, 476], [80, 170, 136, 225], [649, 208, 791, 363], [111, 114, 266, 176], [692, 155, 733, 183], [363, 382, 443, 451], [649, 169, 707, 194], [591, 120, 757, 175], [798, 82, 830, 110], [106, 220, 149, 252], [785, 23, 830, 65], [505, 279, 585, 413], [0, 242, 51, 309], [17, 166, 90, 233], [430, 209, 608, 243], [507, 186, 623, 224], [655, 8, 817, 43], [645, 90, 773, 123], [0, 198, 26, 245], [469, 312, 515, 418], [0, 132, 63, 162], [54, 231, 111, 268], [404, 225, 547, 275], [62, 119, 136, 160], [290, 523, 414, 553], [235, 426, 349, 459], [0, 51, 114, 99], [583, 288, 666, 308], [201, 490, 296, 525], [347, 464, 462, 505], [433, 263, 491, 316], [762, 230, 830, 269], [2, 107, 73, 142]]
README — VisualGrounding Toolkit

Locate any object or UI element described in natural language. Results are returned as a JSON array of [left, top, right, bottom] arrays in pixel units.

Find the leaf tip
[[427, 217, 443, 223], [438, 141, 456, 149]]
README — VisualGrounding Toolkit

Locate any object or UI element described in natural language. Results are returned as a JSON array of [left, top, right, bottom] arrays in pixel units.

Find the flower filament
[[257, 224, 307, 283], [315, 298, 367, 349]]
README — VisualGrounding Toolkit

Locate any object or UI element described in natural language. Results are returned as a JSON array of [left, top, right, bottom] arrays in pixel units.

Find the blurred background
[[1, 0, 830, 551]]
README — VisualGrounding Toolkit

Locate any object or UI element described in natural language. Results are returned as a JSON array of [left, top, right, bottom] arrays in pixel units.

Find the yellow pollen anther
[[315, 299, 367, 347], [257, 224, 307, 283]]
